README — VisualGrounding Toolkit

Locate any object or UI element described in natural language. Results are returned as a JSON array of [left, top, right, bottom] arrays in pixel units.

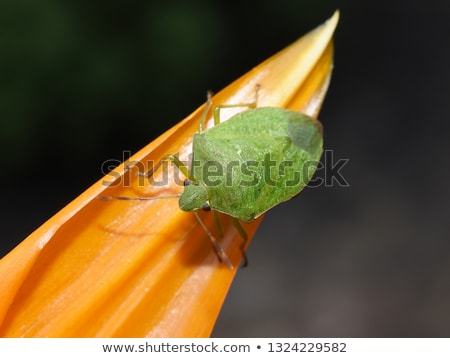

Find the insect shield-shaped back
[[188, 107, 323, 222]]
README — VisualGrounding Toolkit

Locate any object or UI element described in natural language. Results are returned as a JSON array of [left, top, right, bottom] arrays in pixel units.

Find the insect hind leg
[[212, 84, 260, 126], [198, 84, 260, 132]]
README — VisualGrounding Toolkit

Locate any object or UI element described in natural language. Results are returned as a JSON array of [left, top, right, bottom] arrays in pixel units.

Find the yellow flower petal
[[0, 11, 339, 337]]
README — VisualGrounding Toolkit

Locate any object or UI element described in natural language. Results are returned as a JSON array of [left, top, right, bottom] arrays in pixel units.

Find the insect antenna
[[97, 194, 181, 201]]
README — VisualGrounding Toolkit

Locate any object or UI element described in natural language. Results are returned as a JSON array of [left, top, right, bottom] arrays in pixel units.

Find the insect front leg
[[194, 211, 233, 269], [126, 154, 195, 182], [209, 211, 248, 268]]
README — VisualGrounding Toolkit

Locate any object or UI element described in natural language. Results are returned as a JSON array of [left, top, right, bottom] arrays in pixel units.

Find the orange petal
[[0, 11, 339, 337]]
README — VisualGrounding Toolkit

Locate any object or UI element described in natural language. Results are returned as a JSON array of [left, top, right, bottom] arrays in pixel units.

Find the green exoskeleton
[[101, 87, 323, 268]]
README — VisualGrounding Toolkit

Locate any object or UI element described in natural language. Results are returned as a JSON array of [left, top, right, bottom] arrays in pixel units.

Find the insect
[[101, 87, 323, 268]]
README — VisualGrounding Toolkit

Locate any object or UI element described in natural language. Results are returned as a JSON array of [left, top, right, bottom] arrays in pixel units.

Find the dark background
[[1, 1, 449, 337]]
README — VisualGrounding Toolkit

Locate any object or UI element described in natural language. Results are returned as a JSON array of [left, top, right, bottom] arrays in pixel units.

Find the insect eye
[[184, 179, 199, 186], [202, 202, 211, 211]]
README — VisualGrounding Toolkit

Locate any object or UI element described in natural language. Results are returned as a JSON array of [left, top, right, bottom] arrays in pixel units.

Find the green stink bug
[[102, 88, 323, 268]]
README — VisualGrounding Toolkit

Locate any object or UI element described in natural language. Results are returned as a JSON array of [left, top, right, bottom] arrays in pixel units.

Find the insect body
[[182, 107, 323, 222], [103, 91, 323, 269]]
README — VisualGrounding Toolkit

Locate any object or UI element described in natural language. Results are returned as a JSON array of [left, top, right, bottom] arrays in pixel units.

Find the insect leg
[[127, 154, 195, 182], [231, 218, 249, 267], [198, 91, 213, 133], [212, 84, 260, 126], [194, 211, 233, 269], [212, 210, 224, 238]]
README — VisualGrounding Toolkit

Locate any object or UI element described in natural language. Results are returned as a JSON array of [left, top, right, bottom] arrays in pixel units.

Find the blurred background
[[1, 1, 449, 337]]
